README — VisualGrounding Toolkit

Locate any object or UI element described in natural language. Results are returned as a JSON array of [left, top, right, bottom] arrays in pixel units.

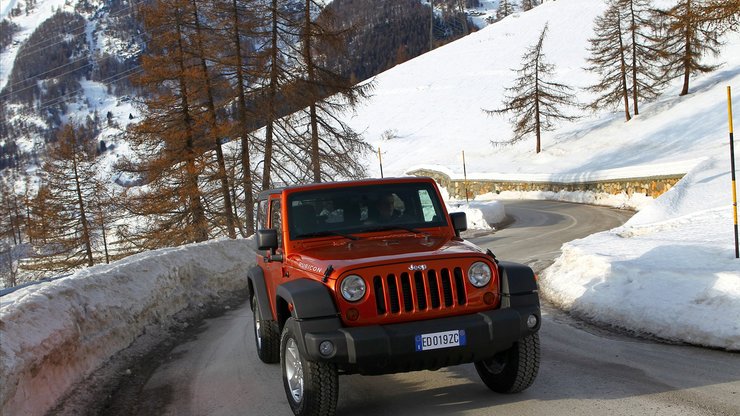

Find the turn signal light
[[483, 292, 495, 305], [346, 308, 360, 321]]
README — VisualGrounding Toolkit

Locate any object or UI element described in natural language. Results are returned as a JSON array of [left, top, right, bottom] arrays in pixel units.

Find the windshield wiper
[[360, 225, 424, 235], [295, 230, 360, 241]]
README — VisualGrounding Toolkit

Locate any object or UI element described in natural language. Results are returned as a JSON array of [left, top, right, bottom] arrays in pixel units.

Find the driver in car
[[376, 193, 401, 222]]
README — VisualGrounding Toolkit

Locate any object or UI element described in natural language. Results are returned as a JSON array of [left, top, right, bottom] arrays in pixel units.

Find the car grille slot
[[427, 270, 441, 309], [441, 268, 454, 307], [373, 266, 468, 315], [373, 276, 386, 314], [400, 272, 413, 312], [414, 271, 427, 310], [386, 274, 401, 313], [454, 267, 467, 305]]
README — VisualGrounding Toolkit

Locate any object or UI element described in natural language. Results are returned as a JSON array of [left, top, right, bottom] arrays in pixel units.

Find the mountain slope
[[347, 0, 737, 182]]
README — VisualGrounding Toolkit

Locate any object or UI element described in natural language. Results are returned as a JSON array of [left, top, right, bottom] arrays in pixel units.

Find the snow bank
[[446, 200, 506, 230], [477, 189, 654, 211], [0, 238, 256, 416], [540, 158, 740, 350], [439, 185, 506, 230]]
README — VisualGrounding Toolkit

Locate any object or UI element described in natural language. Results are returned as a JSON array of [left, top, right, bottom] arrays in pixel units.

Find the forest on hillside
[[0, 0, 484, 285]]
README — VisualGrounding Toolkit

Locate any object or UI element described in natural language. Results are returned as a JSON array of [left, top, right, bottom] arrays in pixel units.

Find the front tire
[[475, 333, 540, 393], [281, 318, 338, 416], [252, 296, 280, 363]]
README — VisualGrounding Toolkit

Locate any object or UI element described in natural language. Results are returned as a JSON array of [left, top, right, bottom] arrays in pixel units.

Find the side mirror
[[450, 212, 467, 237], [256, 229, 278, 252]]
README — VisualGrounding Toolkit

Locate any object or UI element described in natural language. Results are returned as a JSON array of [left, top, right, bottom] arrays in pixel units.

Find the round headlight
[[340, 274, 366, 302], [468, 262, 492, 288]]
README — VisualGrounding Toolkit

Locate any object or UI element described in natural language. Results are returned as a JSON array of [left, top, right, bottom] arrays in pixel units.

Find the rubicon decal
[[408, 264, 428, 271], [298, 262, 323, 274]]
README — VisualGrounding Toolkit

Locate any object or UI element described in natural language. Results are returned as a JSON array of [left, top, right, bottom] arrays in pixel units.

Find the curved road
[[138, 201, 740, 416]]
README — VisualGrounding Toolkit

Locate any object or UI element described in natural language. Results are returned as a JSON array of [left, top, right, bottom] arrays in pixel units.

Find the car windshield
[[287, 182, 448, 240]]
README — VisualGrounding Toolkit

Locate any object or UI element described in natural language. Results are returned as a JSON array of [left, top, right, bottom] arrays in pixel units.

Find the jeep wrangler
[[248, 177, 540, 416]]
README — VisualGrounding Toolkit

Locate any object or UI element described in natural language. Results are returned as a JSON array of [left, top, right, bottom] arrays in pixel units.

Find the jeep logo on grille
[[408, 264, 428, 271]]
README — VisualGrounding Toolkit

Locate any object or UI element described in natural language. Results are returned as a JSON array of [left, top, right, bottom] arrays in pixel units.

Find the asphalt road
[[138, 200, 740, 416]]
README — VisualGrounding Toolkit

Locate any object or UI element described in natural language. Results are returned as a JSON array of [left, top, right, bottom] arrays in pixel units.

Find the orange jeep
[[248, 177, 540, 416]]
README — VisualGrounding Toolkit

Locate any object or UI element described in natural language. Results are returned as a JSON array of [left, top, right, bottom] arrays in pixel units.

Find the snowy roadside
[[0, 238, 256, 416], [535, 156, 740, 351], [425, 171, 738, 351]]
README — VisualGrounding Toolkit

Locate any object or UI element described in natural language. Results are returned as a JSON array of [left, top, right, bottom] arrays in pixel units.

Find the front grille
[[372, 267, 467, 315]]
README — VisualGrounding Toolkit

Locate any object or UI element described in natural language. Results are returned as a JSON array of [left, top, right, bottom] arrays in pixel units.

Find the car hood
[[286, 235, 487, 277]]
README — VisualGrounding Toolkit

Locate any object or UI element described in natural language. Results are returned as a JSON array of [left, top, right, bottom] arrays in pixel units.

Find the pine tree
[[214, 0, 262, 236], [497, 0, 516, 21], [297, 0, 373, 182], [585, 0, 633, 121], [522, 0, 540, 12], [655, 0, 723, 96], [702, 0, 740, 31], [487, 23, 578, 154], [186, 0, 237, 239], [0, 177, 24, 246], [25, 124, 97, 273], [0, 242, 19, 288], [621, 0, 663, 115], [120, 0, 210, 249], [262, 0, 295, 190]]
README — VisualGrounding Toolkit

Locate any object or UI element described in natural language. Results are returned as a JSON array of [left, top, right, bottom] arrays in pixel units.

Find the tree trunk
[[305, 0, 321, 182], [71, 151, 94, 267], [310, 103, 321, 182], [100, 208, 110, 264], [175, 13, 208, 243], [618, 12, 632, 121], [191, 0, 236, 239], [629, 0, 639, 115], [680, 0, 692, 96], [228, 0, 254, 235], [534, 49, 541, 154], [262, 0, 280, 191]]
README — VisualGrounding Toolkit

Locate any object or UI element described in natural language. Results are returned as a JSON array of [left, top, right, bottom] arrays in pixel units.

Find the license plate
[[415, 330, 466, 351]]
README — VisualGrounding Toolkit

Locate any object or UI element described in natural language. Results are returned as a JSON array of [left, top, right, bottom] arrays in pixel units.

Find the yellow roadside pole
[[728, 86, 738, 258]]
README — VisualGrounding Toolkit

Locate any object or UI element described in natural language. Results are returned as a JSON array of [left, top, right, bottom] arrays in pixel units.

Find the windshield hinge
[[486, 249, 499, 264], [322, 265, 334, 283]]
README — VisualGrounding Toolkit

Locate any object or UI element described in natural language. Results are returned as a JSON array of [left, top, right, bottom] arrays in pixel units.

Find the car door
[[263, 195, 285, 319]]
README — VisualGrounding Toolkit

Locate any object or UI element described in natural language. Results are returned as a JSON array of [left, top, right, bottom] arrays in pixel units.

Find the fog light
[[319, 341, 335, 357], [527, 314, 538, 329], [346, 308, 359, 321]]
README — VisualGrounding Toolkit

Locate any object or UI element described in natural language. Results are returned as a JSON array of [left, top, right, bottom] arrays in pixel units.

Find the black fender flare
[[247, 265, 274, 320], [276, 278, 338, 319], [497, 261, 540, 308], [497, 261, 541, 333]]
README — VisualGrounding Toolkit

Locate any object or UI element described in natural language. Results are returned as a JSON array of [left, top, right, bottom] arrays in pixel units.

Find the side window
[[257, 199, 268, 230], [419, 189, 436, 222], [270, 199, 282, 247]]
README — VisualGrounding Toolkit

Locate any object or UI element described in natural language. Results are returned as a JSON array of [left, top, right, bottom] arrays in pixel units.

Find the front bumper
[[291, 301, 540, 375]]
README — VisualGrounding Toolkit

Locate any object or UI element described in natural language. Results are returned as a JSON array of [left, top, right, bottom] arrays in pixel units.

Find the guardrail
[[408, 168, 685, 201]]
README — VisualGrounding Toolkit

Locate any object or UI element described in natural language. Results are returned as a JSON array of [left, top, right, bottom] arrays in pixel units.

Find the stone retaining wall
[[408, 168, 684, 200]]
